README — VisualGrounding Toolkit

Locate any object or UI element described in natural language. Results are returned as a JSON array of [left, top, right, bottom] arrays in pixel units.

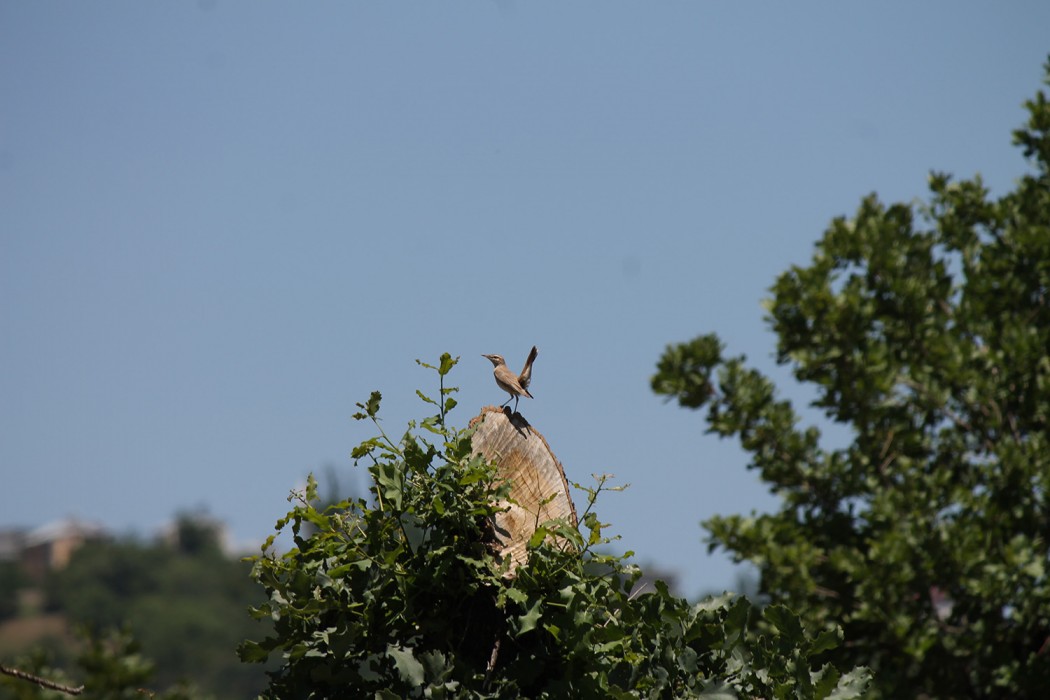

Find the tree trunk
[[469, 406, 578, 572]]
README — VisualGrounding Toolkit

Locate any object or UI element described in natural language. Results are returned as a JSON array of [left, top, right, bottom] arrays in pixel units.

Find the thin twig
[[0, 663, 84, 696], [483, 637, 502, 691], [878, 429, 895, 461], [877, 450, 898, 475]]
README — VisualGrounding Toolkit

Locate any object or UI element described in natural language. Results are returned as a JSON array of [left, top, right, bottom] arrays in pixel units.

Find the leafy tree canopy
[[240, 356, 870, 698], [652, 59, 1050, 699]]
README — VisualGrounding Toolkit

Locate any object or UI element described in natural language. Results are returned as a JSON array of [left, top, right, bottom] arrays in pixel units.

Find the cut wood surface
[[469, 406, 578, 571]]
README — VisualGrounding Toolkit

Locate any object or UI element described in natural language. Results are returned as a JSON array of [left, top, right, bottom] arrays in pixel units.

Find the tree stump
[[469, 406, 578, 572]]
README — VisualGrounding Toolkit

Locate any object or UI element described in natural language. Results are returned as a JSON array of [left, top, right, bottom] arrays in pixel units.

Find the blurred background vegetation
[[0, 513, 271, 699]]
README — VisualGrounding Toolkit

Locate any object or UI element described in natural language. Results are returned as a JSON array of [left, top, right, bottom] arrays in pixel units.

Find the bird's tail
[[519, 346, 538, 391]]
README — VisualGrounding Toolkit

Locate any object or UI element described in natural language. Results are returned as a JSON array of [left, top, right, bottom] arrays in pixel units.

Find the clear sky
[[2, 2, 1048, 598]]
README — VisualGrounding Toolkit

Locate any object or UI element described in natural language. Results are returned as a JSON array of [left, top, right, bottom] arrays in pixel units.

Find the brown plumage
[[482, 346, 538, 413]]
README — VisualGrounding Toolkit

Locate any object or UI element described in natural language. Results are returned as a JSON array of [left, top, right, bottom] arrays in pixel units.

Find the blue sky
[[2, 2, 1048, 597]]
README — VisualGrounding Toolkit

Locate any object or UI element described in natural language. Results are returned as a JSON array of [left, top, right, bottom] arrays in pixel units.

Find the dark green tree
[[0, 629, 199, 700], [652, 60, 1050, 698], [239, 355, 870, 698], [40, 520, 269, 698], [0, 562, 25, 621]]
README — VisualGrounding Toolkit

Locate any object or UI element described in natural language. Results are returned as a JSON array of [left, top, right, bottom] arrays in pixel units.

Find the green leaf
[[420, 416, 444, 434], [811, 627, 842, 655], [826, 667, 872, 699], [505, 587, 528, 605], [698, 679, 737, 699], [677, 645, 699, 673], [812, 664, 841, 700], [237, 639, 274, 663], [528, 526, 549, 549], [387, 644, 426, 686], [351, 437, 385, 460], [587, 522, 603, 546], [722, 595, 751, 647], [304, 473, 319, 502], [438, 352, 458, 376], [352, 390, 382, 420], [458, 469, 489, 486], [517, 600, 543, 636], [764, 604, 804, 644]]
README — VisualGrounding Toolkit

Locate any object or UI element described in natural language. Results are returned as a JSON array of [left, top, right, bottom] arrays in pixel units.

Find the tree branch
[[0, 663, 84, 696]]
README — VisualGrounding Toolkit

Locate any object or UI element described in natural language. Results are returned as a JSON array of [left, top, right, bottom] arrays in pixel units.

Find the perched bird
[[482, 346, 538, 413]]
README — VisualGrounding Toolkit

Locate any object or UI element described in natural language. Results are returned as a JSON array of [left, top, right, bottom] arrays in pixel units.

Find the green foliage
[[653, 58, 1050, 698], [40, 516, 269, 698], [75, 629, 201, 700], [0, 629, 200, 700], [170, 511, 226, 557], [241, 354, 869, 698], [0, 562, 26, 621]]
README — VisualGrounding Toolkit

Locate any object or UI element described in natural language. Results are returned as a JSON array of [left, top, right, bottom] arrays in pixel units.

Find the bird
[[482, 346, 538, 413]]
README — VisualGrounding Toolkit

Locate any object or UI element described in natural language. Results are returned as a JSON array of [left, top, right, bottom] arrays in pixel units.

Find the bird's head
[[481, 353, 506, 367]]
